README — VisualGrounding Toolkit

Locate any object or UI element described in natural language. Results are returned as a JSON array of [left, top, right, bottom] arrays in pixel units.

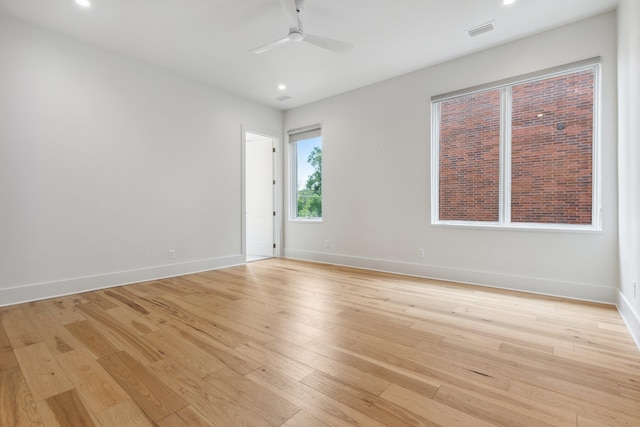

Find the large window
[[431, 59, 600, 230], [289, 125, 322, 220]]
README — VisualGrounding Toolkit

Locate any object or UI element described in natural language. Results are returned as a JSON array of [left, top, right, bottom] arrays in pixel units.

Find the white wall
[[0, 15, 282, 306], [617, 0, 640, 346], [284, 12, 619, 304]]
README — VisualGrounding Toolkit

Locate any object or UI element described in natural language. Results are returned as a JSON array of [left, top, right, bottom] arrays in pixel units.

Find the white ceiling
[[0, 0, 619, 110]]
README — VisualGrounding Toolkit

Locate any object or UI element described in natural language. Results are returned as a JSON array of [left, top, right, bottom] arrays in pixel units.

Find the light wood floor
[[1, 259, 639, 426]]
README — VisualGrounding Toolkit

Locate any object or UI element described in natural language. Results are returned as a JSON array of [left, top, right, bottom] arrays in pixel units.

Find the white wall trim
[[0, 255, 245, 308], [284, 249, 618, 304], [618, 291, 640, 350]]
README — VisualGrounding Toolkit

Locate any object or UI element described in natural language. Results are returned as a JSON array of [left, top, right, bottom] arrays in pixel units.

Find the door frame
[[241, 126, 282, 261]]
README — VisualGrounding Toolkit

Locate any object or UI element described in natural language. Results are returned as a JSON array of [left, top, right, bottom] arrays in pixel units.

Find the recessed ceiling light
[[76, 0, 91, 8], [503, 0, 516, 5], [278, 84, 286, 90]]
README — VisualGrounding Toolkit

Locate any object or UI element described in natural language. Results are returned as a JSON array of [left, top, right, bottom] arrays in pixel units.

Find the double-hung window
[[289, 125, 322, 220], [431, 58, 600, 230]]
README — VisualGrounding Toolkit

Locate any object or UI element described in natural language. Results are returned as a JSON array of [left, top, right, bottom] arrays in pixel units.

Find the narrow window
[[289, 126, 322, 220], [432, 59, 599, 230]]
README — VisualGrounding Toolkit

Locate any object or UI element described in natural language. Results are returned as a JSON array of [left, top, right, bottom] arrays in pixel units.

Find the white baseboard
[[618, 292, 640, 350], [0, 255, 245, 308], [284, 249, 618, 304]]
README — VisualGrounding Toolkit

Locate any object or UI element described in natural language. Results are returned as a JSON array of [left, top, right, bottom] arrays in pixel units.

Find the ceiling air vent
[[466, 21, 496, 38], [276, 95, 291, 102]]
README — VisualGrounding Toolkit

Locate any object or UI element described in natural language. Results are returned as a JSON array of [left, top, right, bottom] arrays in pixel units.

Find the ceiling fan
[[250, 0, 353, 54]]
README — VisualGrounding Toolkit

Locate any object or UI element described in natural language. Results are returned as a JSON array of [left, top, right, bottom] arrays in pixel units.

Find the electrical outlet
[[417, 248, 425, 258], [169, 250, 175, 259], [325, 240, 331, 248]]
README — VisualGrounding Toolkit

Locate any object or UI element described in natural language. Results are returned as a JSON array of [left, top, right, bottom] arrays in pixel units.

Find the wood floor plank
[[105, 306, 160, 335], [102, 288, 154, 316], [577, 415, 611, 427], [64, 320, 120, 358], [433, 385, 575, 427], [94, 400, 155, 427], [205, 367, 300, 425], [0, 315, 13, 352], [234, 341, 315, 381], [380, 383, 495, 427], [295, 339, 440, 398], [56, 347, 129, 413], [0, 367, 44, 427], [150, 291, 278, 346], [98, 351, 187, 422], [143, 328, 225, 377], [45, 298, 87, 325], [410, 308, 558, 353], [420, 336, 626, 400], [300, 369, 431, 426], [19, 308, 82, 356], [0, 348, 19, 371], [350, 338, 510, 393], [554, 343, 640, 375], [41, 389, 97, 427], [125, 286, 263, 349], [81, 292, 118, 310], [281, 410, 330, 427], [508, 379, 640, 426], [77, 303, 163, 364], [148, 357, 271, 427], [1, 307, 42, 349], [335, 308, 432, 347], [246, 365, 387, 427], [101, 287, 171, 327], [619, 383, 640, 400], [499, 341, 640, 393], [164, 320, 263, 375], [13, 342, 74, 401], [158, 406, 217, 427]]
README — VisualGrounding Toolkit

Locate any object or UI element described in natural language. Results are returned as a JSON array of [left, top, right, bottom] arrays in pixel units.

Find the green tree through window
[[297, 145, 322, 217]]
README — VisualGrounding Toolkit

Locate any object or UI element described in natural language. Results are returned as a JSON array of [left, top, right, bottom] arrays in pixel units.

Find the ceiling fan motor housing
[[289, 31, 305, 41]]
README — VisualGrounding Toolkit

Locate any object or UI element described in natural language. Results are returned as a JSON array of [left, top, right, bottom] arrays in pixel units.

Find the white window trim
[[288, 124, 323, 222], [431, 59, 602, 232]]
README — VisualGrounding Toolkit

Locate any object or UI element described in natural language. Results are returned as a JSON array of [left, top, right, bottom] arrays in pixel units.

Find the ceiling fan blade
[[249, 35, 292, 54], [279, 0, 300, 31], [303, 34, 353, 53]]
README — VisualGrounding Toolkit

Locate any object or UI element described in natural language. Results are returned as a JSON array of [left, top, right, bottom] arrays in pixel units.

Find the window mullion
[[431, 103, 441, 223], [500, 87, 512, 226], [289, 141, 297, 219]]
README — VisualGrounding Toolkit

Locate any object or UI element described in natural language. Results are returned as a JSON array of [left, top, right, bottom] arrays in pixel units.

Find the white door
[[245, 133, 275, 261]]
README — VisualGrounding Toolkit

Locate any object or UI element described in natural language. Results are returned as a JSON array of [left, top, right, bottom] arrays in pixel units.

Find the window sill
[[289, 218, 323, 223], [431, 221, 602, 234]]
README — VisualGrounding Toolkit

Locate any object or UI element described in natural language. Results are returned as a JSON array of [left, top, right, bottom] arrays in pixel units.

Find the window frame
[[431, 58, 601, 232], [288, 124, 323, 222]]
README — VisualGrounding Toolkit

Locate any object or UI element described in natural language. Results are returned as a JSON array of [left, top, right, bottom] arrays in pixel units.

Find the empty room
[[1, 0, 639, 426]]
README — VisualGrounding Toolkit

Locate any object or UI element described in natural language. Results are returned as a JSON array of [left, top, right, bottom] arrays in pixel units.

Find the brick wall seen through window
[[433, 64, 597, 228], [439, 90, 501, 222], [511, 70, 593, 225]]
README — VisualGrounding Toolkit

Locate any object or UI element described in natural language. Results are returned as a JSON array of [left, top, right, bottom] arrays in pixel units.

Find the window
[[431, 58, 600, 230], [289, 125, 322, 220]]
